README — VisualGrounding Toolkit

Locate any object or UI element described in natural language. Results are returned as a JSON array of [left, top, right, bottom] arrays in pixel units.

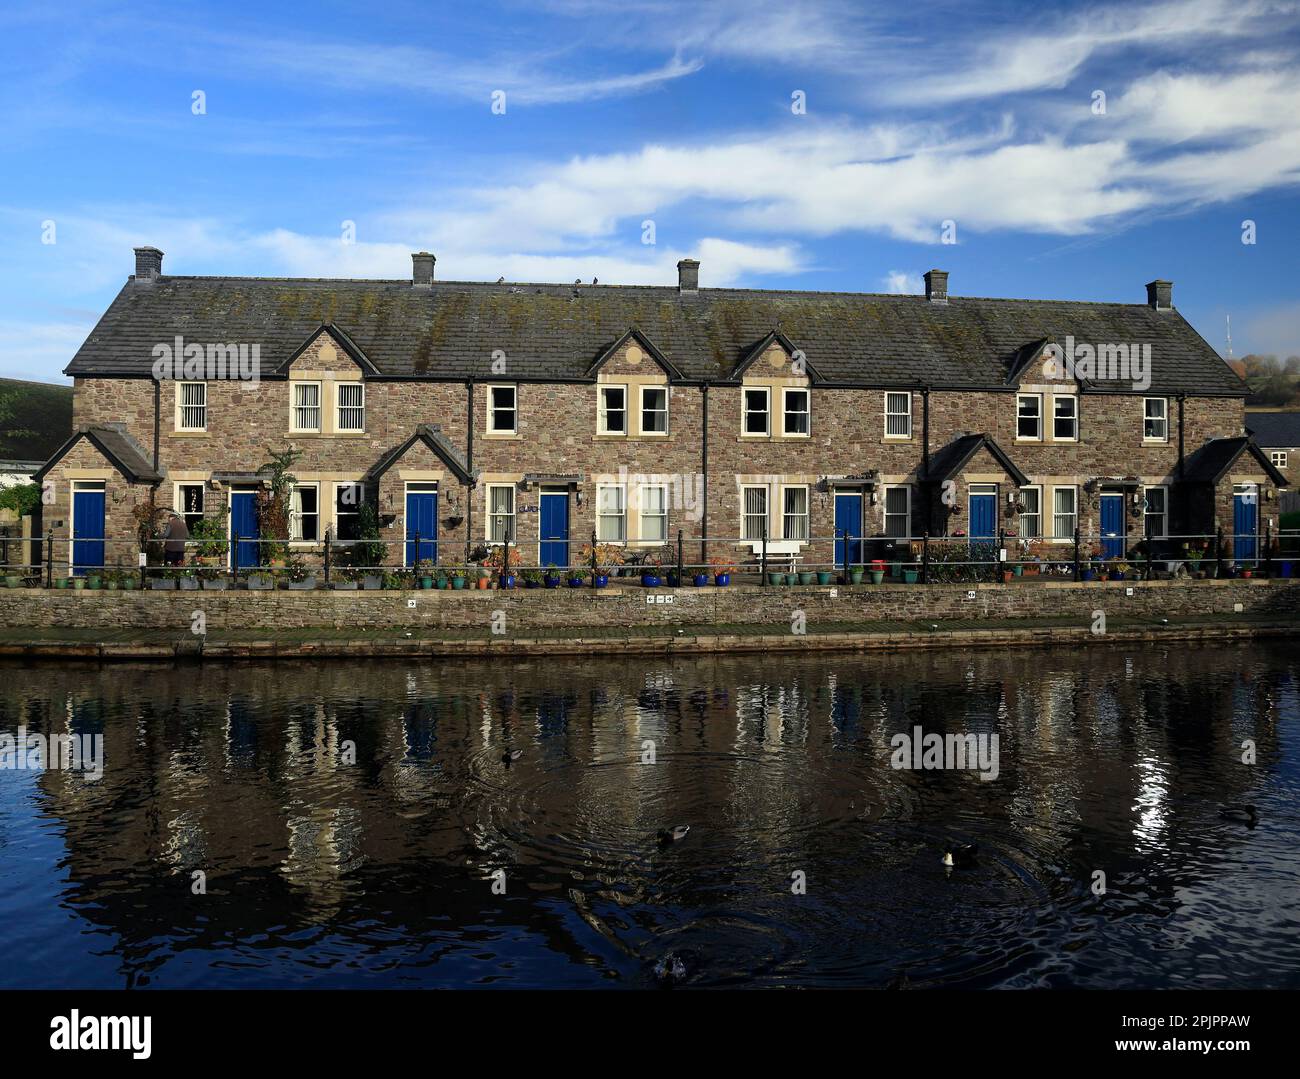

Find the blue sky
[[1, 0, 1298, 383]]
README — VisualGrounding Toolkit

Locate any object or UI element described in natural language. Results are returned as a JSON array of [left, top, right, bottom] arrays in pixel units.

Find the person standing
[[162, 512, 190, 566]]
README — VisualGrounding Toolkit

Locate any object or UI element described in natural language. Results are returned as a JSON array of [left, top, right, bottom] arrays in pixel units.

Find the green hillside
[[0, 378, 73, 461]]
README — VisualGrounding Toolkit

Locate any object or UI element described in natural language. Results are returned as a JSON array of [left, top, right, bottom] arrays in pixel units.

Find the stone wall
[[1, 578, 1295, 633]]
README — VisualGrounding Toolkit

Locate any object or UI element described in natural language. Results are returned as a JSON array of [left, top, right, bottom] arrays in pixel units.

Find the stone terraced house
[[33, 246, 1289, 574]]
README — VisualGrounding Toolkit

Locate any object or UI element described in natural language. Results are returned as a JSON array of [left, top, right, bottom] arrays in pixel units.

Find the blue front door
[[230, 490, 259, 569], [969, 491, 997, 539], [539, 490, 569, 567], [1234, 487, 1258, 562], [834, 493, 863, 566], [71, 487, 105, 575], [405, 490, 438, 565], [1100, 493, 1125, 559]]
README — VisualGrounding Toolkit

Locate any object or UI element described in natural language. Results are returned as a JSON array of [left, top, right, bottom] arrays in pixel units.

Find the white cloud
[[888, 0, 1291, 105], [0, 319, 88, 382], [881, 271, 923, 294]]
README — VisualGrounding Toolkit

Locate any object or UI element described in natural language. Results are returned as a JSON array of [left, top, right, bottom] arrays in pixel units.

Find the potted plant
[[709, 558, 734, 586], [692, 569, 709, 587], [903, 565, 920, 584], [102, 570, 119, 591], [522, 569, 542, 589], [285, 557, 316, 590], [200, 565, 228, 590], [450, 569, 466, 589], [415, 559, 435, 589], [543, 564, 562, 588], [85, 571, 102, 590], [246, 570, 275, 590], [785, 571, 799, 585], [868, 559, 885, 585], [176, 568, 200, 591], [816, 569, 833, 585], [331, 567, 360, 591], [568, 568, 587, 588], [71, 575, 86, 590], [767, 570, 785, 585], [486, 544, 522, 588], [1110, 560, 1130, 582]]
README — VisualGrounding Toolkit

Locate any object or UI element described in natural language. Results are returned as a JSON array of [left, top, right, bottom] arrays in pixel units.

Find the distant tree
[[1238, 354, 1300, 406]]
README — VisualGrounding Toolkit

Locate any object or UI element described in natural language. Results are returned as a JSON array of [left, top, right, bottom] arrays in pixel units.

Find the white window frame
[[1271, 450, 1288, 469], [639, 385, 669, 436], [596, 482, 627, 543], [639, 483, 667, 543], [1017, 394, 1042, 441], [1051, 485, 1077, 540], [486, 483, 516, 543], [1142, 485, 1168, 539], [289, 482, 320, 543], [743, 388, 770, 436], [175, 482, 206, 532], [885, 392, 912, 439], [487, 384, 517, 434], [334, 482, 366, 542], [741, 484, 769, 540], [1019, 485, 1042, 539], [1052, 394, 1077, 441], [782, 388, 810, 437], [781, 484, 810, 541], [598, 385, 627, 435], [291, 381, 322, 433], [1143, 397, 1168, 442], [883, 484, 911, 539], [336, 382, 365, 432], [176, 381, 207, 432]]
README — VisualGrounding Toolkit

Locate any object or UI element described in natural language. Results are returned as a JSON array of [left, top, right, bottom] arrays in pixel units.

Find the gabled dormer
[[1006, 338, 1081, 444], [276, 325, 375, 436], [589, 329, 679, 439], [733, 331, 818, 440]]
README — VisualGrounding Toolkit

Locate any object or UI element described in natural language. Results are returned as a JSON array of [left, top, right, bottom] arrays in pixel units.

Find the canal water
[[0, 642, 1297, 989]]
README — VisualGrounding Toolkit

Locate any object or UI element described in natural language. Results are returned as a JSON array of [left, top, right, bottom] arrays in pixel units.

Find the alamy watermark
[[0, 727, 104, 781], [151, 335, 261, 384], [890, 725, 999, 781], [1041, 337, 1151, 391]]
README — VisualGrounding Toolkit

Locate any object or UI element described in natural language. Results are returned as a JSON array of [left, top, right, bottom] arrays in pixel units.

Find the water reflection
[[0, 643, 1297, 988]]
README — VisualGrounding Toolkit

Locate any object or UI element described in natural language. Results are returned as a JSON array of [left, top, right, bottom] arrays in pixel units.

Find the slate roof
[[33, 423, 164, 484], [64, 274, 1247, 395], [1181, 436, 1288, 486], [1245, 411, 1300, 447], [923, 434, 1029, 487], [364, 424, 477, 486]]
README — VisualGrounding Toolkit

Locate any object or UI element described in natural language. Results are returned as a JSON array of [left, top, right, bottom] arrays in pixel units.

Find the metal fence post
[[998, 527, 1006, 583], [1264, 522, 1273, 576], [323, 535, 331, 584], [922, 532, 930, 585], [676, 529, 683, 584], [760, 521, 768, 585], [1073, 527, 1081, 582], [1215, 526, 1224, 577], [591, 529, 598, 588], [232, 531, 240, 579], [841, 528, 849, 584], [46, 529, 53, 588]]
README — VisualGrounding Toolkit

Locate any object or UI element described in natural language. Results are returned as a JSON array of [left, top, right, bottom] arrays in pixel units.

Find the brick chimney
[[412, 251, 435, 287], [134, 246, 163, 283], [1145, 279, 1172, 311], [924, 269, 948, 303], [677, 258, 700, 293]]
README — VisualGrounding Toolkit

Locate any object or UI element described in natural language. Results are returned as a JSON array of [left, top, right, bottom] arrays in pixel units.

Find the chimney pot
[[677, 258, 700, 293], [412, 251, 435, 287], [924, 269, 948, 303], [1145, 279, 1172, 310], [134, 246, 164, 282]]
